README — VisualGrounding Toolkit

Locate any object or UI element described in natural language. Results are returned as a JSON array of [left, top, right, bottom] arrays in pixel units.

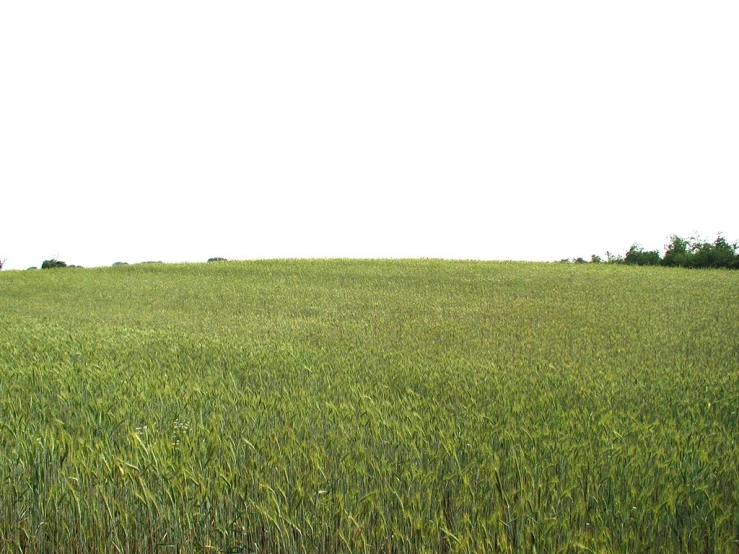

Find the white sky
[[1, 2, 738, 270]]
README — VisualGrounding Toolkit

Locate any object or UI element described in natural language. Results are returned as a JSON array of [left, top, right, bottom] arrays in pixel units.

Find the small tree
[[662, 235, 691, 267]]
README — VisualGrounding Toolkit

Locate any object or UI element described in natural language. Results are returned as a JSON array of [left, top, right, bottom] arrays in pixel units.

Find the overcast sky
[[1, 2, 737, 270]]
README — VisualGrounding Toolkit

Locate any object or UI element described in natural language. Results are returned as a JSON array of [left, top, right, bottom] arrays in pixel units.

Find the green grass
[[1, 259, 737, 552]]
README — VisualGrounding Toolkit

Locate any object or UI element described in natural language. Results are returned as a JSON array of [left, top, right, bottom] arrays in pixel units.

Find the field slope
[[1, 260, 737, 552]]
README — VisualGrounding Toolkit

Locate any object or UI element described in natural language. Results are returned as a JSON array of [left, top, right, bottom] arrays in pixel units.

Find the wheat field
[[1, 260, 737, 552]]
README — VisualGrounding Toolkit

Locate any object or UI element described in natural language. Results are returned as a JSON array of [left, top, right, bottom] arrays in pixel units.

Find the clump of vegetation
[[207, 257, 228, 262], [112, 261, 129, 266], [624, 244, 662, 266], [41, 258, 67, 269], [669, 234, 739, 269]]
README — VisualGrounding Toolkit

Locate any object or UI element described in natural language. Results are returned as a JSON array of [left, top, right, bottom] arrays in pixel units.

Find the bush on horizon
[[41, 259, 67, 269]]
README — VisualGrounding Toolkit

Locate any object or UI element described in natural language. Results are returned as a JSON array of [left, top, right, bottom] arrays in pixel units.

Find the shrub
[[41, 259, 67, 269], [624, 245, 661, 266], [207, 257, 228, 263]]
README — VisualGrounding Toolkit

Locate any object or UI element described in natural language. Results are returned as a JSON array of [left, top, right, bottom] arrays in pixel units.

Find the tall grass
[[1, 260, 737, 552]]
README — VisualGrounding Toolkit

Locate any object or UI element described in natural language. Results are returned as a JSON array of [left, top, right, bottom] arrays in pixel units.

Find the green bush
[[624, 244, 661, 266], [662, 235, 691, 267], [662, 234, 739, 269], [691, 235, 738, 268], [41, 259, 67, 269]]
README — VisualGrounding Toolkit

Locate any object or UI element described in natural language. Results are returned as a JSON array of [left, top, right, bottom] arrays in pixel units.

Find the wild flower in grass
[[172, 419, 190, 445]]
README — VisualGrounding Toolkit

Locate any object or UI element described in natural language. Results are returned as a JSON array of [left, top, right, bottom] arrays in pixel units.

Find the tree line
[[565, 233, 739, 269]]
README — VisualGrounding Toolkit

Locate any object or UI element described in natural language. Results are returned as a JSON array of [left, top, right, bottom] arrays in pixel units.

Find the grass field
[[1, 259, 737, 553]]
